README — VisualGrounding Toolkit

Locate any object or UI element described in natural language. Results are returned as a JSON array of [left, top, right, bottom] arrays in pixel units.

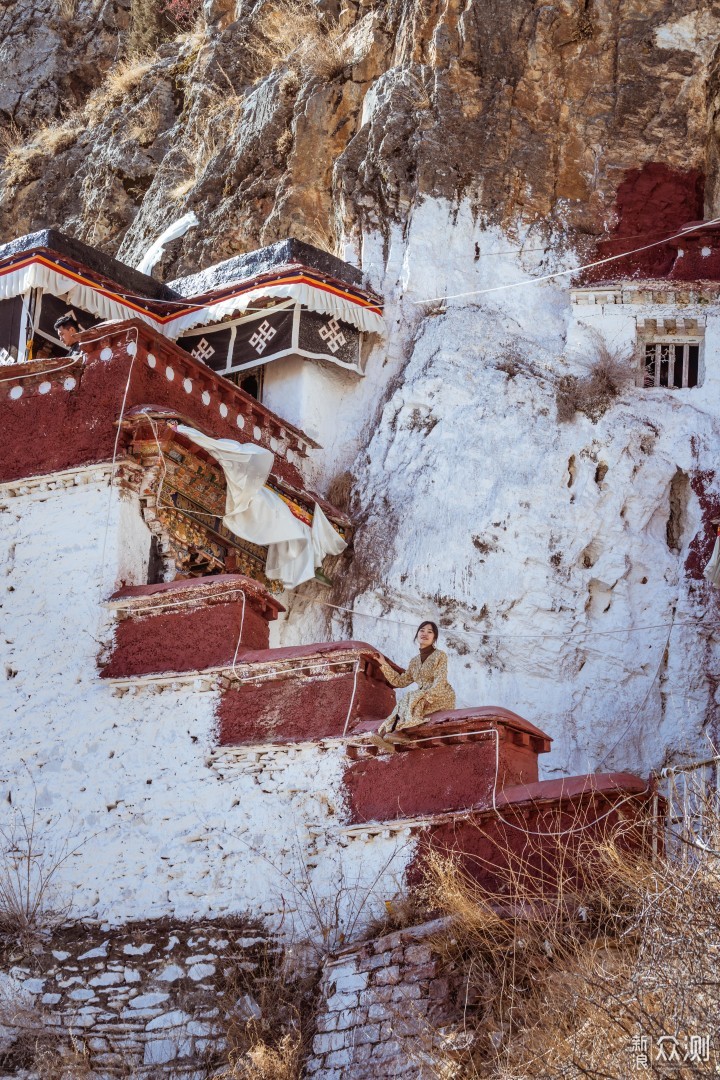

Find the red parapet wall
[[101, 575, 284, 679], [218, 644, 397, 745], [0, 321, 313, 487], [408, 772, 655, 895], [344, 741, 539, 824], [344, 709, 550, 823]]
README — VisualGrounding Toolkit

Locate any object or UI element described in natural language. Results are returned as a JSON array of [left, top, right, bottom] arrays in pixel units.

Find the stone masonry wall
[[306, 918, 458, 1080], [0, 918, 277, 1077]]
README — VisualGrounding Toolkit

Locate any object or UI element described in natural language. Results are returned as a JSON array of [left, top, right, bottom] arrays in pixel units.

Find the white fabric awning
[[176, 425, 347, 589], [0, 260, 159, 329], [166, 280, 385, 336], [0, 258, 385, 337]]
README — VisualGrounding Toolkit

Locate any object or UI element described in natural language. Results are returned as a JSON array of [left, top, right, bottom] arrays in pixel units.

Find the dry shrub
[[0, 982, 91, 1079], [0, 120, 80, 186], [257, 0, 353, 80], [212, 943, 317, 1080], [421, 797, 720, 1079], [325, 470, 355, 514], [84, 57, 155, 126], [0, 794, 79, 950], [557, 333, 632, 422], [56, 0, 78, 20], [0, 52, 156, 189], [127, 97, 162, 145]]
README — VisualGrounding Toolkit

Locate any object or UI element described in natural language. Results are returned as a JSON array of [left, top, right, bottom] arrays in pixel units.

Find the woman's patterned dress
[[376, 649, 456, 734]]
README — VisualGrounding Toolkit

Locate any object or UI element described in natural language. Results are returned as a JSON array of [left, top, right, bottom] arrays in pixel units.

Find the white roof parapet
[[571, 281, 720, 307]]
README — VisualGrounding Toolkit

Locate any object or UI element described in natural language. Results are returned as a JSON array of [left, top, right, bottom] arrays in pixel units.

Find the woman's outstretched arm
[[374, 653, 415, 689]]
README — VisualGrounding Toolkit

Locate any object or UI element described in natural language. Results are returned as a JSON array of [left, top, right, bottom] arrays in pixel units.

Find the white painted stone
[[89, 971, 124, 986], [78, 943, 108, 959], [183, 378, 192, 393], [69, 988, 96, 1001], [124, 943, 154, 955], [186, 1019, 214, 1036], [38, 381, 52, 394], [124, 967, 142, 982], [130, 992, 170, 1008], [144, 1035, 188, 1065], [188, 962, 215, 981], [52, 950, 70, 960], [99, 347, 113, 361], [166, 366, 175, 381], [63, 377, 76, 390], [332, 970, 367, 993], [219, 402, 228, 417], [202, 390, 210, 405], [147, 353, 157, 368], [9, 385, 22, 399], [157, 964, 184, 982], [146, 1009, 190, 1030], [41, 993, 62, 1005]]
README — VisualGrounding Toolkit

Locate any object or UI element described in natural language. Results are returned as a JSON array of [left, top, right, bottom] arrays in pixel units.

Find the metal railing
[[652, 755, 720, 863]]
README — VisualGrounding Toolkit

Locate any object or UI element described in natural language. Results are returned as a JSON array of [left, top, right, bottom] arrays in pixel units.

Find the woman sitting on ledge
[[372, 621, 455, 750]]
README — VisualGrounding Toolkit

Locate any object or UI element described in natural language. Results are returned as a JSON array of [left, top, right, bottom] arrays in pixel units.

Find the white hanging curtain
[[704, 533, 720, 588], [175, 425, 346, 588]]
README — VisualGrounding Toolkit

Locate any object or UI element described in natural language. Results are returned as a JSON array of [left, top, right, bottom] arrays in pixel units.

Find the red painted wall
[[584, 163, 705, 282], [101, 600, 269, 679], [0, 323, 306, 487], [408, 774, 655, 895], [343, 737, 539, 823], [218, 666, 396, 745]]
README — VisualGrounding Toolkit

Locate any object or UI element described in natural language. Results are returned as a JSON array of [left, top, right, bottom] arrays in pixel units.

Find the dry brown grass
[[84, 56, 155, 127], [0, 981, 93, 1079], [212, 943, 316, 1080], [0, 119, 80, 187], [169, 177, 195, 200], [0, 51, 157, 189], [421, 801, 720, 1079], [56, 0, 78, 20], [127, 97, 162, 145], [557, 332, 632, 422], [257, 0, 353, 80]]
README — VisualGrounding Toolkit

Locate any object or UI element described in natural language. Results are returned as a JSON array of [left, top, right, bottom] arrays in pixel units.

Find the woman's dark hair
[[415, 620, 439, 643]]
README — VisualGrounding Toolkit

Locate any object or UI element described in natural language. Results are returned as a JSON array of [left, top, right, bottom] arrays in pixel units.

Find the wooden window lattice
[[643, 342, 700, 389]]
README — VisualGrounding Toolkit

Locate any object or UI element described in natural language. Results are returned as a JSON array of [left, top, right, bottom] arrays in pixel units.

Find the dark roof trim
[[0, 229, 178, 301]]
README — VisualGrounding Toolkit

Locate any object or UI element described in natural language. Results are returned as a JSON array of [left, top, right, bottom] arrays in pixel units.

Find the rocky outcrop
[[3, 1, 720, 263]]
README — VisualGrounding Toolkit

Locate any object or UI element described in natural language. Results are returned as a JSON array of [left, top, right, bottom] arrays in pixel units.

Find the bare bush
[[421, 798, 720, 1078], [325, 470, 355, 514], [257, 0, 353, 80], [0, 792, 81, 947], [557, 334, 632, 422], [212, 942, 317, 1080], [0, 982, 92, 1079]]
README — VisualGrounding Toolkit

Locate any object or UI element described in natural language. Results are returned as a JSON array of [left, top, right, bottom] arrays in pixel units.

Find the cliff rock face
[[3, 0, 720, 774]]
